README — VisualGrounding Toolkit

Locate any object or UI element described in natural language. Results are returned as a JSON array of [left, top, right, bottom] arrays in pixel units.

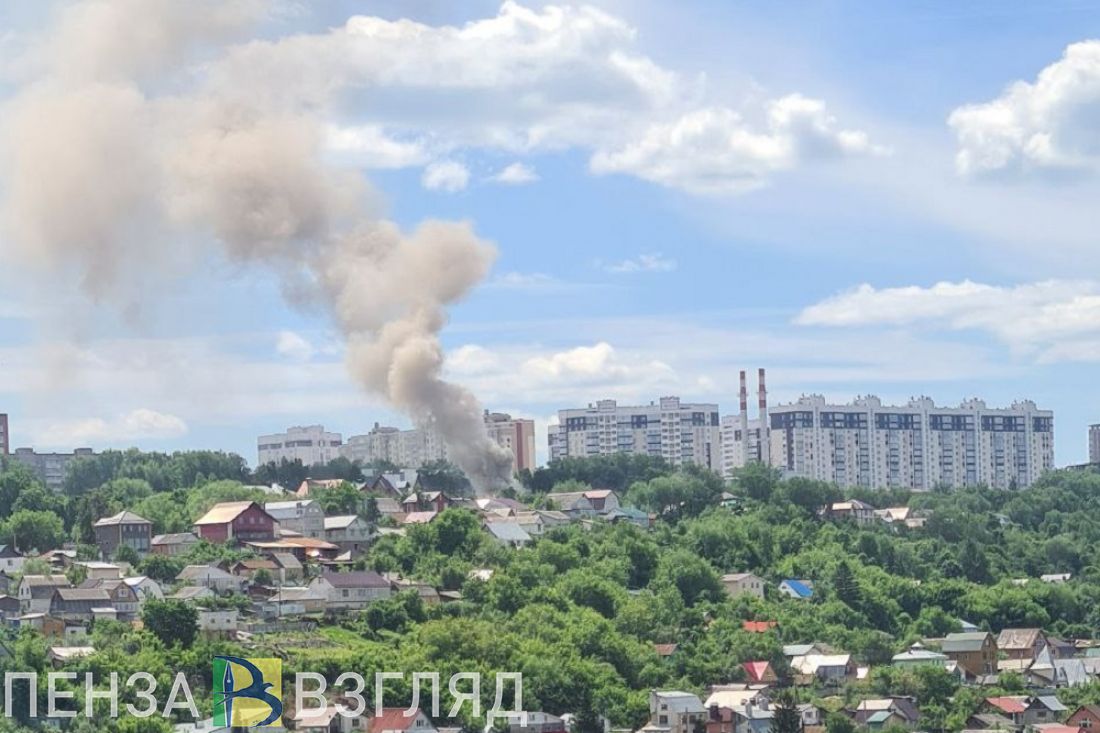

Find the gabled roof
[[943, 631, 992, 652], [53, 588, 112, 603], [985, 697, 1028, 714], [317, 571, 389, 589], [743, 661, 772, 682], [997, 628, 1044, 651], [271, 552, 302, 570], [402, 511, 438, 525], [324, 515, 363, 530], [21, 575, 70, 588], [176, 565, 236, 581], [370, 707, 427, 732], [484, 521, 532, 543], [193, 501, 271, 526], [93, 510, 151, 527], [151, 532, 198, 545], [170, 586, 214, 601], [722, 572, 761, 582], [780, 579, 814, 598]]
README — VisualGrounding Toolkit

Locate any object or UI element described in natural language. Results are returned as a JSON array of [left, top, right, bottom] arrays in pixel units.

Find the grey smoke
[[0, 0, 514, 491]]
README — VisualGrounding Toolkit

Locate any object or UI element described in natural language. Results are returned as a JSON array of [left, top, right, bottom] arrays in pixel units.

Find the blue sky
[[2, 0, 1100, 467]]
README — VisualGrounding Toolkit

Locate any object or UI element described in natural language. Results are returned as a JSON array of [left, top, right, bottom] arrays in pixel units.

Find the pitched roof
[[997, 628, 1044, 651], [943, 632, 991, 652], [654, 643, 678, 657], [272, 552, 302, 570], [21, 575, 70, 588], [402, 511, 438, 525], [324, 515, 362, 530], [151, 532, 198, 545], [317, 570, 389, 589], [985, 697, 1028, 714], [93, 510, 151, 527], [484, 521, 532, 543], [370, 708, 425, 733], [193, 501, 265, 525], [781, 579, 814, 597], [54, 588, 112, 603], [722, 572, 760, 582], [742, 620, 778, 633], [743, 661, 772, 682]]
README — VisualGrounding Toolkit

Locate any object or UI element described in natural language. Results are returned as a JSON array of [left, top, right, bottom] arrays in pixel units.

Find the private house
[[1041, 573, 1072, 584], [401, 491, 453, 514], [742, 620, 778, 633], [484, 521, 533, 548], [704, 687, 769, 713], [150, 532, 200, 556], [892, 644, 948, 669], [873, 507, 911, 524], [742, 661, 778, 684], [175, 565, 246, 594], [509, 712, 568, 733], [721, 572, 766, 600], [778, 579, 814, 600], [641, 691, 706, 733], [706, 702, 774, 733], [264, 500, 325, 538], [92, 511, 153, 558], [373, 497, 404, 522], [19, 575, 71, 613], [79, 579, 140, 619], [0, 546, 25, 574], [261, 586, 327, 618], [1066, 705, 1100, 730], [193, 501, 278, 543], [0, 594, 21, 620], [123, 576, 164, 605], [295, 478, 346, 497], [543, 489, 621, 517], [823, 499, 875, 524], [309, 570, 392, 611], [942, 632, 998, 676], [791, 654, 855, 685], [386, 575, 442, 605], [854, 699, 920, 728], [230, 559, 279, 583], [368, 707, 439, 733], [997, 628, 1049, 662], [270, 553, 304, 584], [197, 608, 239, 636], [1025, 697, 1068, 727], [323, 515, 373, 553], [76, 561, 124, 581], [983, 697, 1030, 728], [47, 646, 95, 666], [402, 511, 438, 525], [49, 588, 114, 621], [295, 702, 359, 733], [169, 585, 214, 603]]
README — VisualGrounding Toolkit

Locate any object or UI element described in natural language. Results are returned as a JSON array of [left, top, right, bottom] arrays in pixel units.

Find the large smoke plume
[[0, 0, 514, 491]]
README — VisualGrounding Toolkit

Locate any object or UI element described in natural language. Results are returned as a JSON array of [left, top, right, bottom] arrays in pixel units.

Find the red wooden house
[[192, 501, 278, 543]]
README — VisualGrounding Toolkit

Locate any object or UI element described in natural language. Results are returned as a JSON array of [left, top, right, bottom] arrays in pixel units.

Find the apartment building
[[1090, 424, 1100, 465], [341, 423, 448, 468], [548, 396, 721, 470], [483, 411, 536, 473], [11, 447, 96, 491], [256, 425, 343, 467], [767, 395, 1054, 490]]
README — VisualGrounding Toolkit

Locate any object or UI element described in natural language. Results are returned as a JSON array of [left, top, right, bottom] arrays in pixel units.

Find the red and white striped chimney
[[739, 370, 749, 464], [758, 368, 770, 465]]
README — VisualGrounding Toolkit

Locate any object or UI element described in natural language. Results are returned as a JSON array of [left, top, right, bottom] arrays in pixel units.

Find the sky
[[1, 0, 1100, 468]]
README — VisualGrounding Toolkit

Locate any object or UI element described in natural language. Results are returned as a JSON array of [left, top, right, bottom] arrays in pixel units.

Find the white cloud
[[605, 252, 677, 274], [797, 279, 1100, 361], [224, 3, 876, 194], [591, 96, 886, 194], [491, 162, 539, 185], [325, 124, 429, 169], [420, 160, 470, 192], [276, 329, 315, 361], [36, 408, 188, 447], [949, 41, 1100, 177], [488, 271, 560, 290]]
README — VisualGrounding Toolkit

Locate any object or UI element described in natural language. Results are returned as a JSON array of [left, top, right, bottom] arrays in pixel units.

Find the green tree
[[142, 599, 198, 648], [735, 463, 781, 501], [832, 559, 863, 608], [773, 692, 803, 733], [2, 509, 65, 552]]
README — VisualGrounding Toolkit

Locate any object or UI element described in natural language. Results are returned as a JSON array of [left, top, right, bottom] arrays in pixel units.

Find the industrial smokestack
[[739, 370, 750, 465], [758, 368, 770, 466], [0, 0, 514, 493]]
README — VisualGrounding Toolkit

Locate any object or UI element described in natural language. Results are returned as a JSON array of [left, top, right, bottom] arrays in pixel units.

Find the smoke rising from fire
[[0, 0, 514, 491]]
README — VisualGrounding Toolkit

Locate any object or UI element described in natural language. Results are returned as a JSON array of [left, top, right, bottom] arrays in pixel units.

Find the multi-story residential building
[[720, 415, 765, 478], [0, 414, 8, 455], [1090, 424, 1100, 465], [264, 499, 325, 538], [256, 425, 343, 468], [548, 397, 721, 470], [341, 423, 448, 468], [483, 411, 536, 473], [92, 511, 153, 558], [767, 395, 1054, 490], [11, 447, 95, 491]]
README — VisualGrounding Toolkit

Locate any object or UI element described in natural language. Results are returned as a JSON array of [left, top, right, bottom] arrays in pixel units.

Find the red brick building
[[192, 501, 277, 543]]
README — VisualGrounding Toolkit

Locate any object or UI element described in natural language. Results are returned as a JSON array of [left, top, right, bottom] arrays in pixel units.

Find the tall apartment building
[[0, 414, 8, 455], [1090, 424, 1100, 465], [548, 396, 721, 470], [256, 425, 343, 468], [12, 447, 96, 491], [483, 411, 537, 473], [342, 411, 535, 473], [767, 395, 1054, 490], [340, 423, 448, 468]]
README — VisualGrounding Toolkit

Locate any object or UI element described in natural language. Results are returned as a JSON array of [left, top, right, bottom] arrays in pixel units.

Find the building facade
[[767, 395, 1054, 490], [256, 425, 343, 468], [92, 511, 152, 558], [341, 423, 448, 468], [483, 411, 537, 473], [1090, 424, 1100, 465], [720, 415, 766, 478], [11, 448, 95, 491], [548, 397, 721, 470]]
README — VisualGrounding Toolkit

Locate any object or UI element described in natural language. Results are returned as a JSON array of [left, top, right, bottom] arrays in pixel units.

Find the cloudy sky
[[2, 0, 1100, 467]]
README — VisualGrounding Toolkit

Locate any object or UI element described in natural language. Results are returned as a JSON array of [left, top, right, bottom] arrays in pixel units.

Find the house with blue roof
[[778, 579, 814, 599]]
